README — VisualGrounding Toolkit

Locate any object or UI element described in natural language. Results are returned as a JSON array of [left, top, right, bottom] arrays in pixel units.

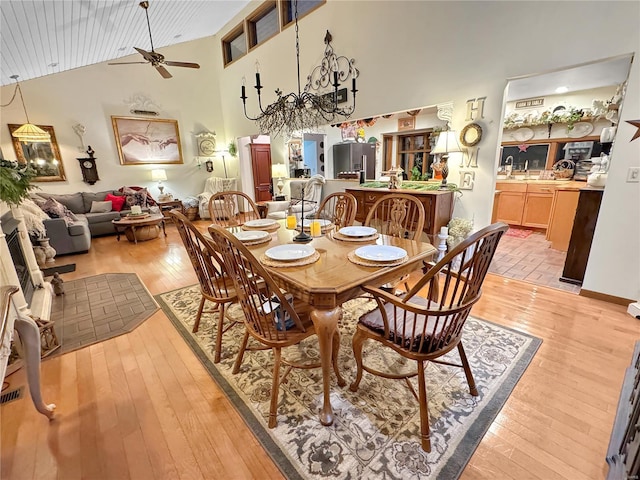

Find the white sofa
[[197, 177, 237, 220], [265, 175, 325, 220]]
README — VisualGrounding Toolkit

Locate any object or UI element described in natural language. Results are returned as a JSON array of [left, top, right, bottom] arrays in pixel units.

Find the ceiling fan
[[108, 1, 200, 79]]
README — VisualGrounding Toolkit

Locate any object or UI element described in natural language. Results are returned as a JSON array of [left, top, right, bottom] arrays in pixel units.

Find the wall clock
[[460, 122, 483, 147], [77, 146, 99, 185]]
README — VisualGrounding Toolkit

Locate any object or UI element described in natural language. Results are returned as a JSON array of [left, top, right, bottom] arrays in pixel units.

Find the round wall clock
[[460, 123, 483, 147], [199, 138, 216, 157]]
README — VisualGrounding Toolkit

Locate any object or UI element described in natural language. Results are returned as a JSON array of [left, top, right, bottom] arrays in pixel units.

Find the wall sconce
[[205, 159, 213, 172]]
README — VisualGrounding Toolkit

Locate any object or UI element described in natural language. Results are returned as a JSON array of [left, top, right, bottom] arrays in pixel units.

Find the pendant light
[[8, 75, 50, 142]]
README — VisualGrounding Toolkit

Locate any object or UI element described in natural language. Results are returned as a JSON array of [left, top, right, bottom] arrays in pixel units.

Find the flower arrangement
[[447, 217, 473, 250], [503, 106, 586, 130], [228, 141, 237, 157], [0, 159, 37, 206]]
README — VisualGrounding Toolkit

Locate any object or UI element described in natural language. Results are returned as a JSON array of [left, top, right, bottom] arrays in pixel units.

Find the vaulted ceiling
[[0, 0, 250, 86]]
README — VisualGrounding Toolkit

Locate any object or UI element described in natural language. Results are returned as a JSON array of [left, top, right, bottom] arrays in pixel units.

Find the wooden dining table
[[233, 222, 436, 426]]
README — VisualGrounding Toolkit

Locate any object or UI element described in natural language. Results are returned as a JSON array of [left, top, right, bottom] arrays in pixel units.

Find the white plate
[[244, 218, 277, 228], [355, 245, 407, 262], [338, 226, 377, 237], [298, 219, 332, 228], [233, 230, 269, 242], [568, 122, 594, 138], [265, 244, 316, 261], [510, 127, 534, 142]]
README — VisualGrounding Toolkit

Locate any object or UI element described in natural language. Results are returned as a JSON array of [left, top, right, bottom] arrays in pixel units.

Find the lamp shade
[[432, 131, 462, 154], [151, 169, 167, 182], [11, 123, 51, 142], [271, 164, 288, 178]]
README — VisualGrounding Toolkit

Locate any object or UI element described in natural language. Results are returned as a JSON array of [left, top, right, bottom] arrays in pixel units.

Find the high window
[[248, 2, 279, 49], [222, 25, 247, 66]]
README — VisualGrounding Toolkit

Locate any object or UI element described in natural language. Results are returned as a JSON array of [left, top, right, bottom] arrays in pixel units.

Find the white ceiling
[[506, 54, 633, 101], [0, 0, 251, 86]]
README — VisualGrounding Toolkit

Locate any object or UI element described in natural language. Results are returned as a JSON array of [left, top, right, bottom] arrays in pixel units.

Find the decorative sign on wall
[[458, 170, 475, 190], [515, 98, 544, 109], [465, 97, 486, 121]]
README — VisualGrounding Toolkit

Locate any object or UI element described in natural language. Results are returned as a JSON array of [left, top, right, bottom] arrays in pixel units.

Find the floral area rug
[[156, 286, 541, 480]]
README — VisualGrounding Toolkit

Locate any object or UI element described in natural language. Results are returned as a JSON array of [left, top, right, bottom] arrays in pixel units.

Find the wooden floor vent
[[0, 386, 23, 405]]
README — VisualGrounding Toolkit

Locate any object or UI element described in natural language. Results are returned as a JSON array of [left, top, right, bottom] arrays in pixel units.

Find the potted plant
[[0, 159, 36, 206]]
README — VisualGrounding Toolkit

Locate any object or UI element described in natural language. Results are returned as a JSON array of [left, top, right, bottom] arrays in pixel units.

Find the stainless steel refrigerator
[[332, 142, 376, 180]]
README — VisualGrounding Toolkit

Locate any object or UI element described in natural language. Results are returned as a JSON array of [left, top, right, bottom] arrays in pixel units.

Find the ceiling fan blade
[[155, 65, 172, 79], [164, 61, 200, 69], [134, 47, 156, 62], [108, 61, 149, 65]]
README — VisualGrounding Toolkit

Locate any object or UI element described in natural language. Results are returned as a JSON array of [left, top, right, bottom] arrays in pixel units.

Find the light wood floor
[[2, 220, 637, 479]]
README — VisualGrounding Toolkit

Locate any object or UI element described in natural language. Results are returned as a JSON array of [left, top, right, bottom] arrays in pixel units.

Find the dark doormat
[[49, 273, 158, 356], [41, 263, 76, 277]]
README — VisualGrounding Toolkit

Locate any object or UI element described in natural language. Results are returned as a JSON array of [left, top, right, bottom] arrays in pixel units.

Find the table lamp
[[432, 130, 462, 189], [271, 164, 288, 196], [151, 169, 167, 194]]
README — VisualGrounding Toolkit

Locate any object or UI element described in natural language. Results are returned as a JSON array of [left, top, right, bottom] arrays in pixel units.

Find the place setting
[[333, 225, 380, 242], [241, 218, 280, 232], [232, 229, 273, 246], [347, 244, 408, 267], [259, 244, 320, 268]]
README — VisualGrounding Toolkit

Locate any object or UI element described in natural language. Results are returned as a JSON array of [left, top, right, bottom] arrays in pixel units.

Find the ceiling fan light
[[11, 123, 51, 142]]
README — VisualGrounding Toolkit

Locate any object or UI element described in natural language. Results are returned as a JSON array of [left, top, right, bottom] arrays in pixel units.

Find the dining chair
[[349, 222, 508, 452], [207, 224, 343, 428], [315, 191, 357, 228], [364, 193, 425, 241], [170, 210, 239, 363], [208, 190, 260, 228]]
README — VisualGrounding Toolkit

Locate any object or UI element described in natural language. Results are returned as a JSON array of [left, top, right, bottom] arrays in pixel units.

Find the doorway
[[490, 54, 633, 293]]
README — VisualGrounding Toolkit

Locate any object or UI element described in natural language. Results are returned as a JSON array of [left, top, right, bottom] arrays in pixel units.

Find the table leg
[[131, 226, 138, 244], [160, 220, 167, 237], [310, 306, 343, 426]]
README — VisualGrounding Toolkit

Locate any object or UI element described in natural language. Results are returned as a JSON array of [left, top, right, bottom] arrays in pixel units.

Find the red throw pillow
[[105, 193, 126, 212]]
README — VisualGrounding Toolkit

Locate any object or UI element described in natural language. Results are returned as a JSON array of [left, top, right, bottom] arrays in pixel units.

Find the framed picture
[[288, 139, 302, 165], [111, 116, 183, 165], [398, 117, 415, 131], [8, 124, 66, 182]]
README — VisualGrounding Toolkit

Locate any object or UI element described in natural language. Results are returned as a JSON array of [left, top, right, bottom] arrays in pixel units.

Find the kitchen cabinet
[[494, 181, 555, 228], [346, 186, 454, 243], [546, 188, 580, 251]]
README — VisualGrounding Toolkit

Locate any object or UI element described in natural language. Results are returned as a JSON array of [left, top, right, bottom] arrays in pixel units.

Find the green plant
[[0, 159, 37, 206], [228, 141, 237, 157]]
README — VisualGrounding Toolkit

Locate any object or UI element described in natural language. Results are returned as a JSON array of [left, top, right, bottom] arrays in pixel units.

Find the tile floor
[[489, 228, 581, 294]]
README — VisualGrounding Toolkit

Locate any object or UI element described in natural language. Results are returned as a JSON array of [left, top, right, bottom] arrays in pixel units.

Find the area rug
[[504, 228, 533, 239], [49, 273, 158, 356], [156, 285, 541, 480]]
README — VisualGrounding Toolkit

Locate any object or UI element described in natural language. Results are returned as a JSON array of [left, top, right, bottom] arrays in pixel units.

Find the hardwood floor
[[2, 220, 636, 479]]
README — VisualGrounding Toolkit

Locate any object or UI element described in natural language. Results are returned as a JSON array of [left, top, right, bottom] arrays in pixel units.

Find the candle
[[333, 71, 338, 85], [440, 226, 448, 236], [255, 72, 261, 89], [131, 205, 142, 215], [310, 220, 321, 237], [241, 85, 246, 98], [352, 77, 356, 92]]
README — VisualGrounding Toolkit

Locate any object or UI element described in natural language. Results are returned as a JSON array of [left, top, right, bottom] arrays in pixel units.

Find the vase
[[38, 238, 56, 263], [33, 246, 46, 268]]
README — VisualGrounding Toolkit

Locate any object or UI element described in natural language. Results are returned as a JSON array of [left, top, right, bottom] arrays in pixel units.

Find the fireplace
[[2, 214, 34, 304]]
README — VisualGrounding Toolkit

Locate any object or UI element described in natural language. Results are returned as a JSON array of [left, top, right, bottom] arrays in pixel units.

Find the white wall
[[0, 37, 227, 201], [1, 1, 638, 300], [219, 0, 639, 300]]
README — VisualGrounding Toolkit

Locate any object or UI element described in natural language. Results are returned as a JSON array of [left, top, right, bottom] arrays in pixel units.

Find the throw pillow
[[90, 200, 113, 213], [105, 193, 125, 212], [41, 197, 79, 225], [121, 186, 148, 208]]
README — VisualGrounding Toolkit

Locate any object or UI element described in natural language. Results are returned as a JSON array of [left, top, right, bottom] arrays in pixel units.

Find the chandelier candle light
[[432, 130, 462, 189], [241, 0, 359, 137], [6, 75, 50, 142]]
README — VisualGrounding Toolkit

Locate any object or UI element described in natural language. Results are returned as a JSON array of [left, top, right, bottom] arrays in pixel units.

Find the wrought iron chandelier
[[241, 1, 358, 137]]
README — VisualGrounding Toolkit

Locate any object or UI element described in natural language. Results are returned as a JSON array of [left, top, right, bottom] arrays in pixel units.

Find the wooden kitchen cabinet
[[546, 188, 580, 251], [346, 186, 454, 242], [494, 181, 554, 228]]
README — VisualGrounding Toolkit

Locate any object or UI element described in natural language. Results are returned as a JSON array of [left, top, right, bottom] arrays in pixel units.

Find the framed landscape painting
[[111, 116, 183, 165], [8, 124, 66, 182]]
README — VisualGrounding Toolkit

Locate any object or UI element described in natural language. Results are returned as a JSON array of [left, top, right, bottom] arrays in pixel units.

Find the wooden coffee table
[[112, 214, 167, 244]]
